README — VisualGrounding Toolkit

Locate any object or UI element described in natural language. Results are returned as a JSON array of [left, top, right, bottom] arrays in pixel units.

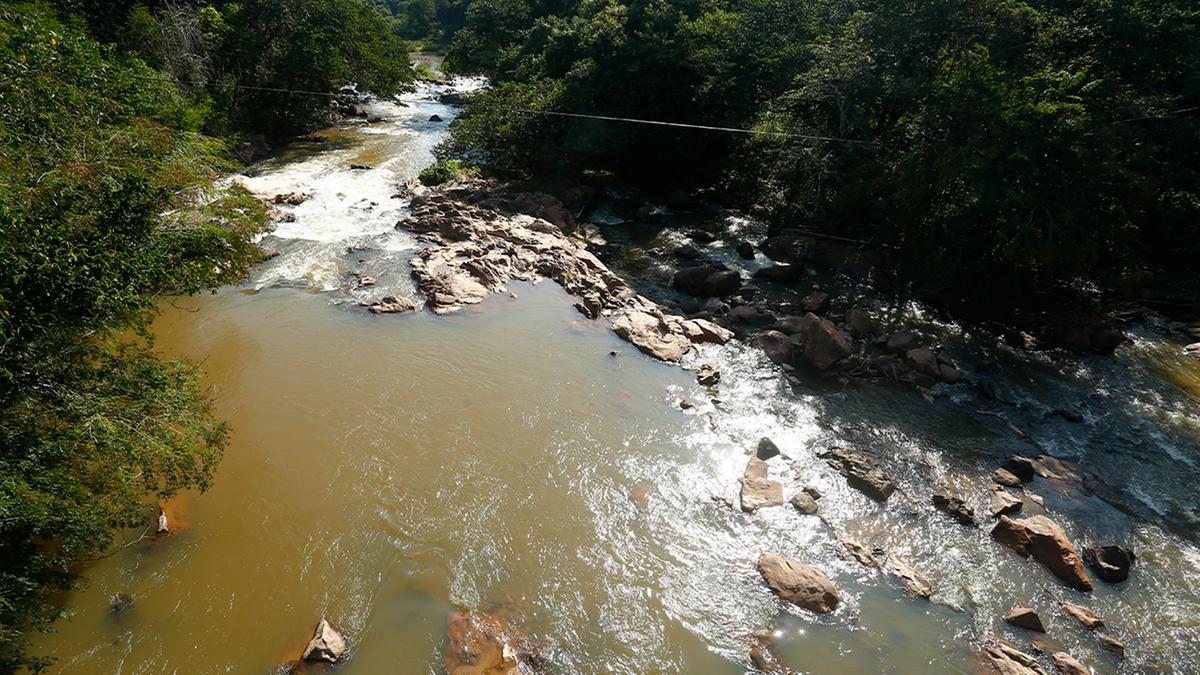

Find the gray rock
[[753, 264, 802, 282], [821, 447, 895, 502], [697, 364, 721, 386], [302, 618, 349, 663], [790, 492, 818, 514], [886, 331, 917, 353], [735, 241, 755, 259], [756, 437, 781, 460], [844, 308, 878, 338]]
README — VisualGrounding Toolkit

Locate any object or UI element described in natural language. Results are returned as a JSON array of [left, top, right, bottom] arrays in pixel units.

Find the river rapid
[[31, 75, 1200, 673]]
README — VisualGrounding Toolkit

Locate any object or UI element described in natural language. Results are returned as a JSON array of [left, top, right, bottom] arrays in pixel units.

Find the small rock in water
[[678, 399, 694, 410], [629, 483, 652, 511], [887, 558, 932, 598], [1060, 602, 1104, 630], [1052, 408, 1084, 423], [358, 275, 377, 287], [1184, 342, 1200, 359], [932, 492, 976, 526], [368, 296, 417, 314], [156, 509, 170, 534], [302, 618, 348, 663], [109, 592, 134, 614], [1083, 544, 1135, 583], [1052, 652, 1089, 675], [1002, 455, 1038, 483], [755, 330, 795, 366], [756, 437, 781, 460], [789, 491, 818, 514], [994, 467, 1023, 487], [803, 486, 822, 500], [843, 540, 880, 569], [735, 241, 756, 260], [756, 553, 839, 614], [349, 164, 373, 170], [741, 458, 785, 512], [1097, 633, 1125, 658], [820, 447, 895, 502], [696, 364, 721, 386], [429, 114, 444, 122], [981, 639, 1046, 675], [1005, 607, 1046, 632], [990, 490, 1024, 518], [801, 291, 830, 314]]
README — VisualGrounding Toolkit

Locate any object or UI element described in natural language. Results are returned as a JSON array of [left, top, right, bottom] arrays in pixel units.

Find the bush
[[419, 159, 478, 185]]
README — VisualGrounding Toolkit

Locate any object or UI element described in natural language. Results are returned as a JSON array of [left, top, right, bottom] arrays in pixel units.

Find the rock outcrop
[[991, 516, 1093, 591], [399, 181, 732, 362], [757, 553, 839, 614]]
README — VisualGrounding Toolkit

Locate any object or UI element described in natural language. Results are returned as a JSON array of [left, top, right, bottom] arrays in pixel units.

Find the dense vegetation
[[0, 0, 414, 669], [441, 0, 1200, 312], [371, 0, 468, 46]]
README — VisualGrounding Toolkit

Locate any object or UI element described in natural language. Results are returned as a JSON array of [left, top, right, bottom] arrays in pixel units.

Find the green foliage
[[418, 158, 478, 185], [0, 3, 267, 668], [443, 0, 1200, 310]]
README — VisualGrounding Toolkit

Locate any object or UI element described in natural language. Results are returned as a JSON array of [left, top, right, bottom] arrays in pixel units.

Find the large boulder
[[756, 553, 839, 614], [820, 448, 895, 502], [1082, 545, 1135, 583], [741, 458, 784, 512], [755, 330, 795, 366], [991, 516, 1093, 591], [302, 618, 349, 663], [799, 313, 852, 371]]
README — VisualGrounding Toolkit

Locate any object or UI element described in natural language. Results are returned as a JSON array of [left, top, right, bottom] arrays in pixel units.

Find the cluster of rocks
[[395, 180, 733, 362]]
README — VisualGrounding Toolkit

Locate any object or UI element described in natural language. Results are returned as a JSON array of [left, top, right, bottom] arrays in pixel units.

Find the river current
[[31, 76, 1200, 674]]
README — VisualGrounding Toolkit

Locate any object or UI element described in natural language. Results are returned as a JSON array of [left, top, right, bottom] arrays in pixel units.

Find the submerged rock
[[799, 313, 852, 371], [741, 458, 785, 512], [842, 540, 880, 569], [820, 447, 895, 502], [756, 553, 839, 614], [367, 296, 417, 314], [749, 631, 795, 674], [109, 592, 134, 614], [1083, 544, 1135, 583], [302, 618, 348, 663], [887, 558, 932, 598], [1005, 607, 1046, 632], [991, 516, 1093, 591], [932, 492, 976, 526], [445, 609, 539, 674]]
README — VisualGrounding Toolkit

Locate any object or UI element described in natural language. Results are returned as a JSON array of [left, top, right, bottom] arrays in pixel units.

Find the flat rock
[[1060, 602, 1103, 630], [612, 311, 692, 362], [887, 558, 932, 598], [820, 447, 895, 502], [368, 295, 417, 314], [757, 553, 839, 614], [741, 458, 784, 512], [1005, 607, 1046, 632], [302, 618, 348, 663], [991, 516, 1093, 591], [800, 313, 852, 371]]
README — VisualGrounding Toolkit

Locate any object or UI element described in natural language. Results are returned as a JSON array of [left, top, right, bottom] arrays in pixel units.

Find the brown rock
[[755, 330, 795, 366], [749, 632, 795, 674], [932, 492, 976, 526], [368, 295, 417, 314], [801, 292, 830, 314], [756, 553, 840, 614], [1051, 652, 1088, 675], [1060, 602, 1103, 630], [630, 483, 652, 511], [1003, 456, 1038, 483], [445, 609, 537, 675], [842, 540, 880, 569], [906, 347, 941, 379], [1097, 634, 1124, 658], [995, 468, 1023, 487], [741, 458, 785, 512], [1005, 607, 1046, 632], [799, 313, 852, 371], [820, 447, 895, 502], [982, 639, 1049, 675], [990, 490, 1024, 518], [844, 308, 878, 338], [887, 558, 932, 598], [991, 516, 1093, 591], [302, 618, 348, 663], [886, 331, 917, 353], [1083, 545, 1135, 583]]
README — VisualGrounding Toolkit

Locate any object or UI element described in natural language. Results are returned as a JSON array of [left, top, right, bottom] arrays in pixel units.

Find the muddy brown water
[[31, 83, 1200, 673]]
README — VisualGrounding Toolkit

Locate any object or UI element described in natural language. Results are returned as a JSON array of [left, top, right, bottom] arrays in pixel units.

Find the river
[[31, 75, 1200, 674]]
